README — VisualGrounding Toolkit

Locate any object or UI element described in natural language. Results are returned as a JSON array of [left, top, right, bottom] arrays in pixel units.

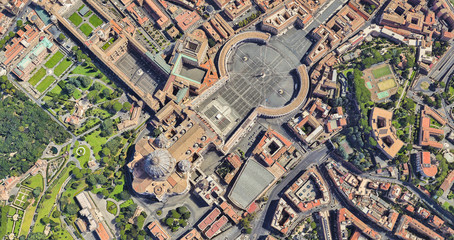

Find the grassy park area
[[372, 65, 392, 78], [54, 58, 73, 77], [33, 164, 75, 233], [79, 23, 93, 37], [69, 12, 82, 26], [89, 15, 103, 28], [76, 145, 90, 167], [84, 130, 108, 159], [36, 76, 56, 93], [22, 174, 44, 190], [106, 200, 118, 215], [28, 68, 46, 86], [45, 51, 64, 68]]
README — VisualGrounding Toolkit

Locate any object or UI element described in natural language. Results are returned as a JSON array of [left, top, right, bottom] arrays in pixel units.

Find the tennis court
[[366, 81, 373, 89], [377, 78, 396, 91], [377, 91, 390, 99]]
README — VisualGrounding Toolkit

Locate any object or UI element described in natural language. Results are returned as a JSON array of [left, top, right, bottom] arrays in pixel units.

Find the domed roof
[[154, 134, 169, 149], [143, 149, 176, 181], [178, 159, 191, 172]]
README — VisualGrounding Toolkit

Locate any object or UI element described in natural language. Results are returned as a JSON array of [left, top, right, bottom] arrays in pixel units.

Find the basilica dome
[[143, 149, 176, 181]]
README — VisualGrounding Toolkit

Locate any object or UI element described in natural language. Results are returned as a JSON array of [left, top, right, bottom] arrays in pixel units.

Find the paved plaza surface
[[198, 28, 315, 138], [116, 52, 162, 95]]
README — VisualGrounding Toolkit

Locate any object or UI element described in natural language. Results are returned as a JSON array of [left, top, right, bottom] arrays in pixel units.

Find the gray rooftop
[[228, 159, 275, 209]]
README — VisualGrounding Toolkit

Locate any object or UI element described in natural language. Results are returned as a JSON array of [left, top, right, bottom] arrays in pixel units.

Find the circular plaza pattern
[[226, 42, 297, 110]]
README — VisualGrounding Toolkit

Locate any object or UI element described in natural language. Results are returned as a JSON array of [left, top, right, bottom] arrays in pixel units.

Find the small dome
[[206, 5, 214, 14], [154, 134, 169, 149], [143, 149, 176, 181], [178, 160, 191, 172]]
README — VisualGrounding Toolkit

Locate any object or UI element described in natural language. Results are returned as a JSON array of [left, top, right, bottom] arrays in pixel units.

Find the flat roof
[[228, 159, 275, 209]]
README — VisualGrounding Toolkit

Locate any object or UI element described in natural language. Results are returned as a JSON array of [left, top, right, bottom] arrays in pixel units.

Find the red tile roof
[[197, 208, 220, 231], [204, 216, 228, 239]]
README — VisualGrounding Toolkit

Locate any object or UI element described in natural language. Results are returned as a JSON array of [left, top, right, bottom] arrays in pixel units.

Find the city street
[[250, 145, 331, 238]]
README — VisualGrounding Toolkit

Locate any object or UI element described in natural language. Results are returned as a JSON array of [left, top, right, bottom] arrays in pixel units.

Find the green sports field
[[372, 65, 392, 79]]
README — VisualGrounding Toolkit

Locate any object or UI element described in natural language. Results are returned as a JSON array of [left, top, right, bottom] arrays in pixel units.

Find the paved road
[[250, 145, 331, 238], [362, 174, 454, 226]]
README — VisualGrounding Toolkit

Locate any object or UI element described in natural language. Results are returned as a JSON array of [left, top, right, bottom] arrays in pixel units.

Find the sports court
[[363, 63, 398, 102]]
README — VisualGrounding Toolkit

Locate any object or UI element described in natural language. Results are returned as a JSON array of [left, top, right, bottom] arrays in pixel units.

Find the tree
[[122, 102, 132, 112], [112, 101, 122, 112], [64, 203, 79, 215], [165, 218, 174, 227], [16, 20, 23, 28], [91, 82, 104, 91], [32, 187, 41, 198], [102, 88, 111, 98], [87, 90, 98, 103], [41, 217, 50, 225], [171, 210, 181, 219], [102, 148, 111, 157], [101, 189, 109, 198], [100, 119, 114, 137], [117, 191, 131, 200], [64, 83, 76, 95], [52, 211, 60, 218], [58, 33, 66, 42], [96, 174, 107, 185], [153, 128, 162, 137], [78, 76, 91, 88], [182, 212, 190, 220], [86, 174, 97, 186], [177, 206, 188, 214], [27, 232, 46, 240]]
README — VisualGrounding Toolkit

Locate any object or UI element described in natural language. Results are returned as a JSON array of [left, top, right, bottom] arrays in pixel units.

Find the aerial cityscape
[[2, 0, 454, 239]]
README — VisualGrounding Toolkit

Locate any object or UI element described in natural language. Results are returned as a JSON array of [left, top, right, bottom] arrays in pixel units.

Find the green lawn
[[52, 230, 73, 239], [22, 174, 44, 190], [28, 68, 46, 86], [108, 180, 124, 200], [89, 15, 103, 28], [79, 23, 93, 37], [49, 84, 62, 95], [36, 76, 56, 93], [20, 204, 37, 236], [76, 145, 90, 167], [372, 65, 392, 79], [8, 207, 16, 216], [6, 217, 14, 234], [101, 38, 115, 50], [33, 165, 75, 233], [78, 4, 86, 11], [84, 130, 108, 159], [70, 65, 111, 84], [13, 218, 21, 235], [54, 58, 73, 77], [69, 12, 83, 27], [45, 51, 64, 68], [73, 88, 82, 99], [106, 200, 118, 215], [120, 199, 134, 208]]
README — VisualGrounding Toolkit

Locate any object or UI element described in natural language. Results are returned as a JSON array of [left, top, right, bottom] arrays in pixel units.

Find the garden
[[43, 47, 126, 137], [162, 206, 191, 232]]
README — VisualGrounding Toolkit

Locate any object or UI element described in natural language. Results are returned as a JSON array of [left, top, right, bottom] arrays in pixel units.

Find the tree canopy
[[0, 85, 70, 178]]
